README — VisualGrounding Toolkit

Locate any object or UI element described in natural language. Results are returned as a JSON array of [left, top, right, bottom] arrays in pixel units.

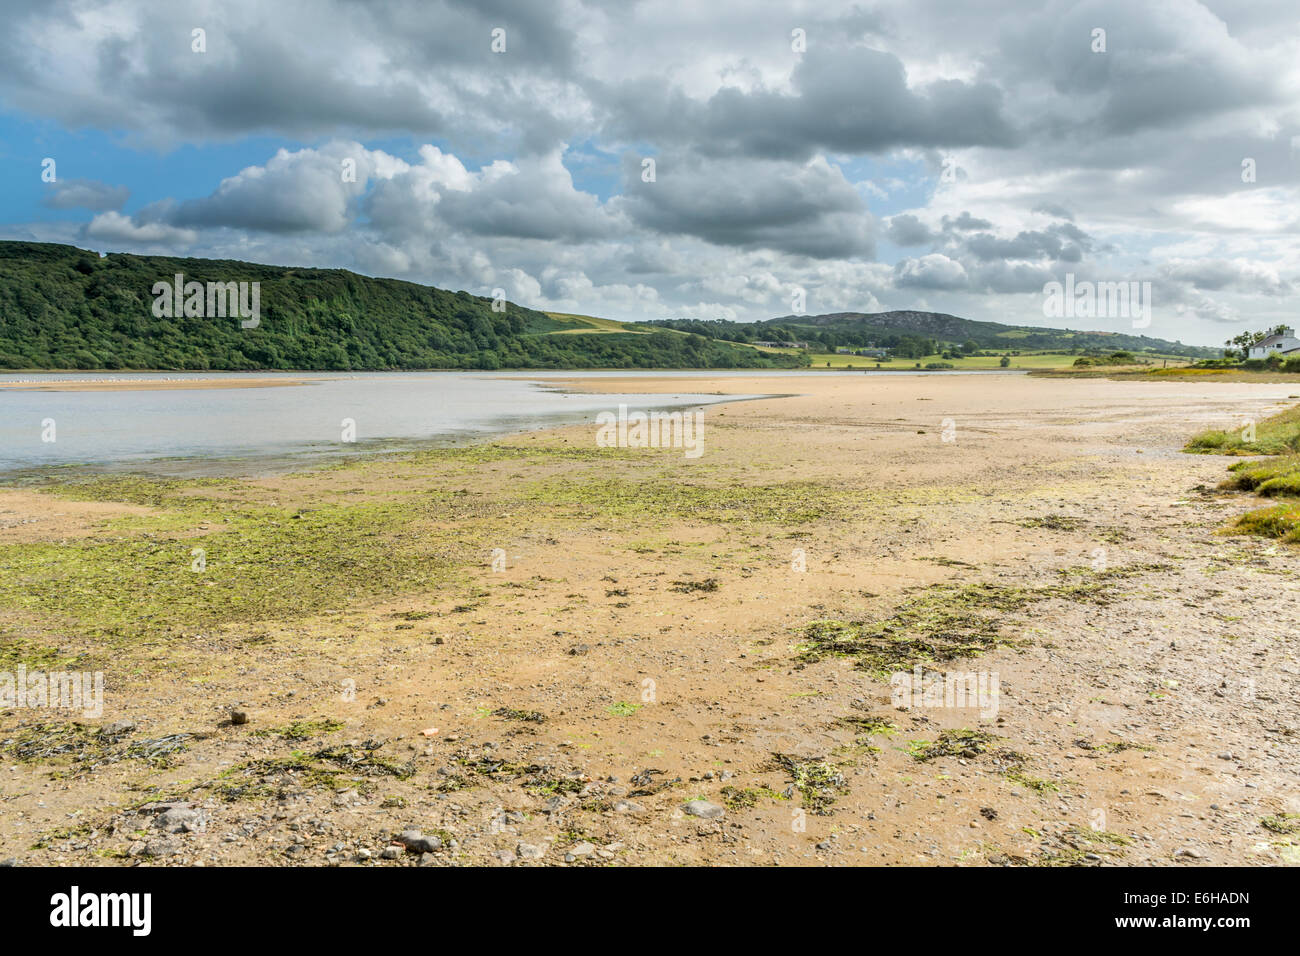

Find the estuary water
[[0, 370, 777, 477]]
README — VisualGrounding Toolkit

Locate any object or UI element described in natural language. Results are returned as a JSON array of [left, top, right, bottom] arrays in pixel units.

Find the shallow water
[[0, 371, 781, 477]]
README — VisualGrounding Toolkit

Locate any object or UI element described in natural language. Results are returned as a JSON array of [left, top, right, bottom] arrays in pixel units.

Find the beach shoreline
[[1, 372, 1296, 867]]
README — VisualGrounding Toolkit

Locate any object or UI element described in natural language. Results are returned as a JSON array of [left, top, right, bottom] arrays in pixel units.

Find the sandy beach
[[0, 372, 1296, 867]]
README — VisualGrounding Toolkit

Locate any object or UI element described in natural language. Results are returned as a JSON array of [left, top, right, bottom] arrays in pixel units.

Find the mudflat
[[1, 372, 1296, 866]]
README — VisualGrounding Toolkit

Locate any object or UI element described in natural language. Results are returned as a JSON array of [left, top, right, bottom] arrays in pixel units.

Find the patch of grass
[[0, 722, 190, 775], [0, 638, 80, 669], [1224, 455, 1300, 495], [606, 701, 641, 716], [451, 752, 542, 780], [524, 478, 843, 526], [907, 728, 997, 762], [1185, 404, 1300, 455], [30, 822, 97, 850], [669, 577, 720, 593], [1077, 739, 1153, 754], [720, 785, 786, 811], [524, 777, 586, 797], [251, 718, 345, 740], [209, 742, 413, 801], [1191, 406, 1300, 544], [0, 482, 469, 640], [1017, 514, 1083, 531], [1233, 502, 1300, 542], [796, 566, 1163, 675], [1261, 814, 1300, 835], [1003, 768, 1061, 793], [492, 707, 546, 723], [42, 474, 234, 508], [628, 768, 680, 796], [838, 715, 897, 737], [769, 753, 846, 815]]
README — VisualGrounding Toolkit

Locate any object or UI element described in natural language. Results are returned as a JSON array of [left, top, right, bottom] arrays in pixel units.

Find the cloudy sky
[[3, 0, 1298, 346]]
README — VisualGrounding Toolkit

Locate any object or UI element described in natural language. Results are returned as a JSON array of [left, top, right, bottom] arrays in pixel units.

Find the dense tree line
[[0, 242, 804, 371], [647, 313, 1216, 359]]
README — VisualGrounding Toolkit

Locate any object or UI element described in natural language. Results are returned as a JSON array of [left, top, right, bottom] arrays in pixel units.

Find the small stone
[[394, 829, 441, 853], [380, 846, 402, 860], [229, 709, 248, 726], [516, 842, 546, 860], [0, 858, 18, 867], [1174, 848, 1204, 860], [143, 839, 180, 858], [492, 849, 516, 865], [101, 719, 136, 736], [683, 800, 724, 820], [613, 800, 644, 813], [155, 806, 207, 833], [569, 841, 596, 858]]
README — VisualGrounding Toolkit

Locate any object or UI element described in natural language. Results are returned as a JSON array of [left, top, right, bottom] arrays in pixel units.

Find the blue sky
[[1, 0, 1296, 345]]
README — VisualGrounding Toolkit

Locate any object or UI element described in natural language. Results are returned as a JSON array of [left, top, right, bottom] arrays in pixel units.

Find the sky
[[2, 0, 1298, 347]]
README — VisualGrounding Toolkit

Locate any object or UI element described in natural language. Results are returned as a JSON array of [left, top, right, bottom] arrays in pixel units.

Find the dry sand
[[1, 372, 1296, 867]]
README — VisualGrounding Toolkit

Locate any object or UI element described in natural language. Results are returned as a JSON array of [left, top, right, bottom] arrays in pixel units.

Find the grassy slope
[[0, 242, 801, 371], [1185, 404, 1300, 542], [811, 351, 1160, 370]]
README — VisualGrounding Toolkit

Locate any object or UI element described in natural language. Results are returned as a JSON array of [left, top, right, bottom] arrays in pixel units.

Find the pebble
[[395, 829, 441, 853], [683, 800, 725, 820], [516, 842, 546, 860]]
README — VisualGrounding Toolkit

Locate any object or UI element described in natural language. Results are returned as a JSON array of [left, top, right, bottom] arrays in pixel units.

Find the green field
[[542, 312, 653, 335]]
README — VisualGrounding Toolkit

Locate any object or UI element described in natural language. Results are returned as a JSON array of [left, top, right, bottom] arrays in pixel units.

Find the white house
[[1248, 326, 1300, 359]]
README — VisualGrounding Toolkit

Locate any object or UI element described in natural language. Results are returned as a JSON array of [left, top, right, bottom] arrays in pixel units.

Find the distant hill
[[649, 310, 1219, 359], [0, 242, 802, 371]]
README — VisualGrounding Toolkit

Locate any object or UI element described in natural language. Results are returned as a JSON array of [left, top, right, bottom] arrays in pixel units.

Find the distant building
[[1248, 326, 1300, 359], [755, 340, 810, 349]]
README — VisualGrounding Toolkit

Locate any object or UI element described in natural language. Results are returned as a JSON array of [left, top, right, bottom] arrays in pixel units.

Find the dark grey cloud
[[603, 43, 1018, 160], [942, 212, 993, 232], [886, 214, 934, 246], [617, 153, 874, 258]]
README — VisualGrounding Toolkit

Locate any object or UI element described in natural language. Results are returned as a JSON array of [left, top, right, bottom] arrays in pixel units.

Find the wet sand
[[1, 372, 1296, 867]]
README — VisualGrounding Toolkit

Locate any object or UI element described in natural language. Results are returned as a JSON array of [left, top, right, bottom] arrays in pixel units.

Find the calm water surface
[[0, 371, 777, 477], [0, 369, 1021, 478]]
